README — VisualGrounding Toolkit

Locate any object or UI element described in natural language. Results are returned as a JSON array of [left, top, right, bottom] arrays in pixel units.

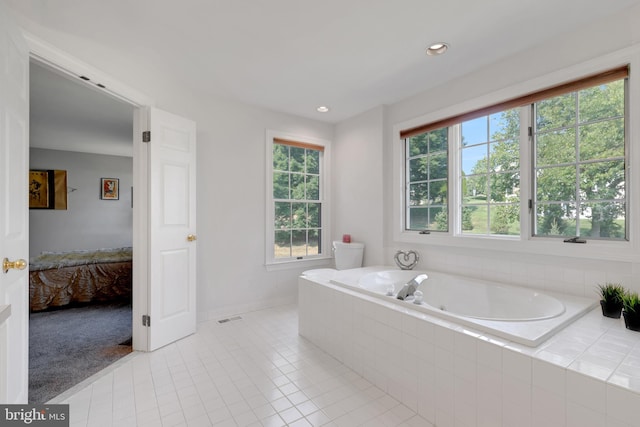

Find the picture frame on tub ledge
[[101, 177, 119, 200]]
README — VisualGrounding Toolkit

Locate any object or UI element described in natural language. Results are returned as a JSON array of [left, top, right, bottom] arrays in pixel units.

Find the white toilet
[[332, 241, 364, 270]]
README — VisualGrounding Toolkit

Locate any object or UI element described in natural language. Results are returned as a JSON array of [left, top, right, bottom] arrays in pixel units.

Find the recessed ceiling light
[[316, 106, 330, 113], [426, 42, 449, 56]]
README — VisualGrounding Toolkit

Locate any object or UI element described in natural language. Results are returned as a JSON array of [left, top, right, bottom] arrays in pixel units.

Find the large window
[[401, 66, 629, 242], [269, 137, 325, 262], [533, 79, 626, 239]]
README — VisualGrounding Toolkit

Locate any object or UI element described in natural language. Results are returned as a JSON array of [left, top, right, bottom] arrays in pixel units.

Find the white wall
[[191, 101, 335, 319], [333, 106, 385, 266], [131, 89, 336, 320], [13, 11, 336, 320], [381, 4, 640, 296], [331, 4, 640, 296], [29, 148, 133, 256], [17, 2, 640, 320]]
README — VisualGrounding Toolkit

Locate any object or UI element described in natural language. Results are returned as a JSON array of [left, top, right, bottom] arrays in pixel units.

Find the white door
[[0, 3, 30, 403], [148, 107, 197, 351]]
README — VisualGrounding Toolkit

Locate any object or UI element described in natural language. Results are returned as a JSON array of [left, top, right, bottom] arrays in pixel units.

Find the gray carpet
[[29, 301, 132, 403]]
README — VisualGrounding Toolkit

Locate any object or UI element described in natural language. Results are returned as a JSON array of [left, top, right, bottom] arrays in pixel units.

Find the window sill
[[265, 257, 333, 272], [397, 230, 638, 263]]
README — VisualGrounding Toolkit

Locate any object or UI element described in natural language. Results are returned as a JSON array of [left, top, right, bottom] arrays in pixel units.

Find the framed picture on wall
[[101, 178, 119, 200], [29, 170, 52, 208], [29, 169, 68, 209]]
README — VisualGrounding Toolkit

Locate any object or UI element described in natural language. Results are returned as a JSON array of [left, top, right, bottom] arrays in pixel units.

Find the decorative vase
[[600, 300, 623, 318], [623, 310, 640, 332]]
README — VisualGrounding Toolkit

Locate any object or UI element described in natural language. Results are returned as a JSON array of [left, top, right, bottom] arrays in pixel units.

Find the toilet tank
[[332, 241, 364, 270]]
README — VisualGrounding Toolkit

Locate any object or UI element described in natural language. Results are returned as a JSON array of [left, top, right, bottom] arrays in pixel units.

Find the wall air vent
[[217, 316, 242, 324]]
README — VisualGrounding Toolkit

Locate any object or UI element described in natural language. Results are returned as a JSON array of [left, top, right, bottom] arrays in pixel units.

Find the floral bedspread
[[29, 247, 132, 311]]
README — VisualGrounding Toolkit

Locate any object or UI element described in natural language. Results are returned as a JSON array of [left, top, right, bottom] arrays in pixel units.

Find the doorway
[[0, 23, 198, 402], [28, 60, 135, 402]]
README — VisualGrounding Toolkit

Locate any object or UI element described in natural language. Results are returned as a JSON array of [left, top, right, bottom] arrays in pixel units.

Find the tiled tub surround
[[299, 272, 640, 427]]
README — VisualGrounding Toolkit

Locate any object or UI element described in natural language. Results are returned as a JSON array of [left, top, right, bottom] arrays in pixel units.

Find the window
[[406, 128, 448, 231], [461, 110, 521, 235], [400, 65, 629, 242], [267, 135, 327, 264], [533, 79, 626, 239]]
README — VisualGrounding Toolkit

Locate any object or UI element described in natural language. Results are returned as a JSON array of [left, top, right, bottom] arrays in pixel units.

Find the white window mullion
[[574, 94, 582, 236], [520, 106, 533, 240], [451, 124, 462, 236]]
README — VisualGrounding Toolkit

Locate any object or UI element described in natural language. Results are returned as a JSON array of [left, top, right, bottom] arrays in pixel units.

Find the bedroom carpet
[[28, 301, 132, 403]]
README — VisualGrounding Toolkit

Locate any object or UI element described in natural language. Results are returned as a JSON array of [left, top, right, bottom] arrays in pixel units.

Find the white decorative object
[[394, 250, 419, 270]]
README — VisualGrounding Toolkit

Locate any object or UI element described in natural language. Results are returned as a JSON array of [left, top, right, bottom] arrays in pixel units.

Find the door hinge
[[528, 126, 532, 137], [142, 131, 151, 143], [528, 199, 533, 211], [142, 315, 151, 327]]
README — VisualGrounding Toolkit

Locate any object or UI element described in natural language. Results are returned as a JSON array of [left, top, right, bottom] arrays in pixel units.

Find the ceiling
[[11, 0, 640, 124], [30, 61, 134, 156]]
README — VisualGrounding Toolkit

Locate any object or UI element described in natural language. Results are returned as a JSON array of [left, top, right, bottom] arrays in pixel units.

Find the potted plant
[[622, 291, 640, 332], [597, 283, 625, 318]]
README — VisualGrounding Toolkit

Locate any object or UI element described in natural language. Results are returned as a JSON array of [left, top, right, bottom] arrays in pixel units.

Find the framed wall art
[[29, 170, 51, 208], [101, 178, 119, 200], [29, 169, 68, 210]]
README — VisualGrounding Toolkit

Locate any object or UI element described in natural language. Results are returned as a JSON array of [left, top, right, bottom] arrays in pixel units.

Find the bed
[[29, 247, 132, 312]]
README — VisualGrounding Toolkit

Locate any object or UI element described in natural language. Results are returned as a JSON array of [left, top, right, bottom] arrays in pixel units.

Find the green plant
[[461, 207, 474, 231], [622, 292, 640, 314], [597, 283, 625, 304], [434, 210, 448, 231], [549, 218, 561, 236]]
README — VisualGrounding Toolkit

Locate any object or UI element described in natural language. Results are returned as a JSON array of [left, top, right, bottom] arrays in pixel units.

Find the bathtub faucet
[[396, 274, 428, 300]]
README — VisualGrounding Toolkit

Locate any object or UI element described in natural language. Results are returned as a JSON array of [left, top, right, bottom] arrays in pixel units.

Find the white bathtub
[[359, 269, 565, 321], [305, 266, 598, 347]]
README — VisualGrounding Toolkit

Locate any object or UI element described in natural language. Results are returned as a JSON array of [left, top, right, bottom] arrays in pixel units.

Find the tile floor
[[54, 305, 432, 427]]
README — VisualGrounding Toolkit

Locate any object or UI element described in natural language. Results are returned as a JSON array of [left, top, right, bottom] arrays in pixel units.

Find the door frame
[[26, 33, 154, 351]]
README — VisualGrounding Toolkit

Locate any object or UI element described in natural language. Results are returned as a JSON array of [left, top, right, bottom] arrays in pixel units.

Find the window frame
[[404, 127, 450, 232], [530, 80, 628, 241], [265, 130, 332, 269], [458, 111, 522, 237], [393, 52, 640, 262]]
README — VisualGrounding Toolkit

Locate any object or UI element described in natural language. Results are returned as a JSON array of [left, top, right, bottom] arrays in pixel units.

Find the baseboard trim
[[197, 295, 296, 323]]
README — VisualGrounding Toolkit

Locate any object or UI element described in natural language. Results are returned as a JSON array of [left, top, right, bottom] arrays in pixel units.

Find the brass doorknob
[[187, 234, 197, 242], [3, 258, 27, 274]]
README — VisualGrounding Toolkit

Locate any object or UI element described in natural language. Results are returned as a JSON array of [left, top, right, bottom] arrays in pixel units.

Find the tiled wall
[[299, 277, 640, 427], [390, 246, 640, 298]]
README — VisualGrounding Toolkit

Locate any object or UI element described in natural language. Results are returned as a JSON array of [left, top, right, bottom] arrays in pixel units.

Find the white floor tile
[[304, 410, 331, 427], [260, 413, 286, 427], [51, 305, 429, 426]]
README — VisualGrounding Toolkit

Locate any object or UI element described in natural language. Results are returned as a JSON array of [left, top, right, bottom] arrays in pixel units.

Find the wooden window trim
[[400, 65, 629, 139], [274, 137, 324, 152]]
